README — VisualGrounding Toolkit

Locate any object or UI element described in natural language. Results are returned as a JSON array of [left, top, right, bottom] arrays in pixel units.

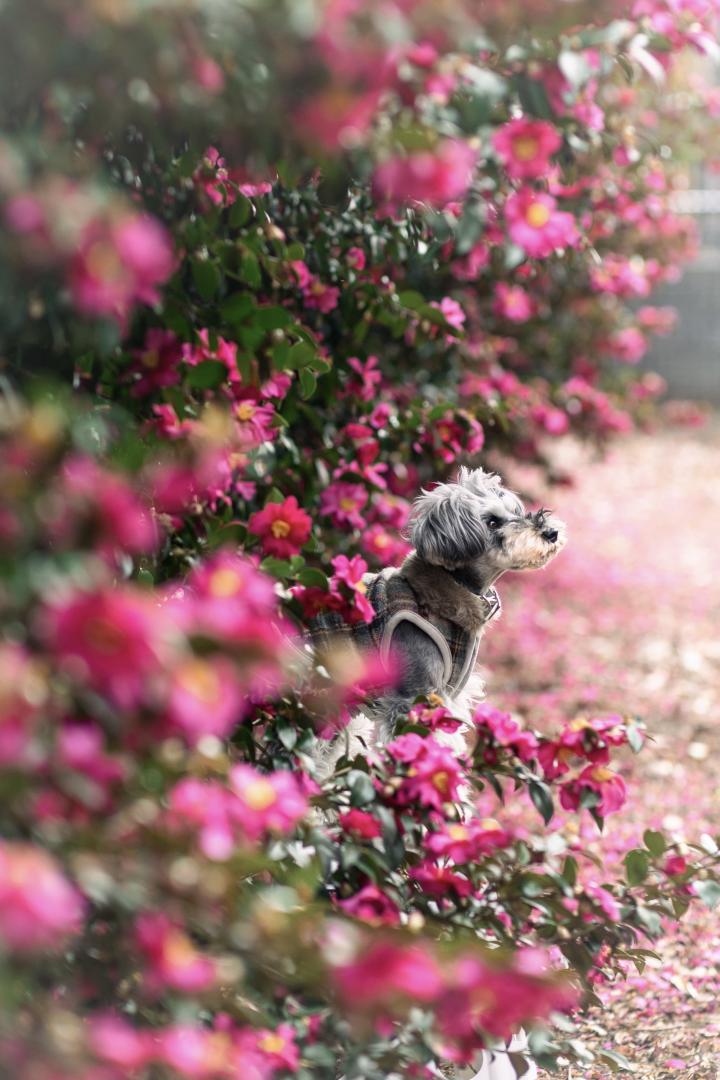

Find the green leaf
[[276, 719, 298, 751], [240, 251, 262, 288], [624, 849, 650, 885], [562, 855, 578, 887], [695, 879, 720, 909], [192, 258, 221, 301], [528, 781, 554, 824], [599, 1049, 637, 1073], [186, 359, 227, 389], [229, 194, 253, 227], [299, 369, 317, 399], [297, 568, 329, 590], [259, 557, 292, 579], [220, 293, 254, 323], [348, 770, 376, 807], [643, 829, 667, 857], [265, 487, 285, 504], [254, 306, 294, 330], [397, 290, 427, 311], [286, 342, 316, 370]]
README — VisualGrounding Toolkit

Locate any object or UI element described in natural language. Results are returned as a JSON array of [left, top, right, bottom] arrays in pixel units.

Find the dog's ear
[[410, 485, 486, 568]]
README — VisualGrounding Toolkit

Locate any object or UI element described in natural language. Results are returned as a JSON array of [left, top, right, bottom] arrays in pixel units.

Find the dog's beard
[[497, 524, 566, 570]]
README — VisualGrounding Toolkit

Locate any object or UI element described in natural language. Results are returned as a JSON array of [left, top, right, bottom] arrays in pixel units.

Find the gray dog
[[312, 466, 566, 766]]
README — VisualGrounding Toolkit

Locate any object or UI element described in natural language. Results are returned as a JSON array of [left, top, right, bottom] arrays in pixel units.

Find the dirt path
[[483, 424, 720, 1079]]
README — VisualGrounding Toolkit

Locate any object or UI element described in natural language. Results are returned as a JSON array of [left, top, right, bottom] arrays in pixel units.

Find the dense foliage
[[3, 1, 720, 1077]]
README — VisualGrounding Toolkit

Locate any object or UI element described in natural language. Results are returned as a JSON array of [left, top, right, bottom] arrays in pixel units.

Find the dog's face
[[409, 467, 566, 574]]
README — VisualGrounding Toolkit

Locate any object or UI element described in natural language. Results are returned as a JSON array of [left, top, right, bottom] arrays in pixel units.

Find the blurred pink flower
[[338, 883, 401, 925], [493, 118, 562, 179], [166, 655, 245, 743], [332, 940, 443, 1006], [320, 481, 369, 530], [69, 212, 174, 328], [0, 843, 84, 952], [41, 587, 165, 708], [372, 139, 477, 215], [505, 189, 579, 257]]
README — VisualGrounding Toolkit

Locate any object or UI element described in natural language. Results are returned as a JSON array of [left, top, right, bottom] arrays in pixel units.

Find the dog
[[311, 466, 566, 771]]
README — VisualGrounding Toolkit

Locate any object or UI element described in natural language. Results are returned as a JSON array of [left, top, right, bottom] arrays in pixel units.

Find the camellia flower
[[338, 808, 382, 839], [135, 912, 217, 993], [426, 819, 513, 864], [330, 553, 375, 622], [338, 883, 401, 925], [505, 188, 579, 258], [59, 455, 158, 559], [166, 655, 245, 743], [372, 139, 477, 215], [233, 393, 277, 450], [69, 211, 174, 328], [320, 480, 369, 530], [253, 1024, 300, 1072], [361, 523, 411, 566], [409, 862, 473, 899], [493, 282, 535, 323], [559, 764, 627, 817], [387, 733, 464, 812], [492, 117, 562, 179], [129, 328, 184, 397], [41, 586, 167, 708], [0, 842, 84, 952], [248, 495, 312, 559], [228, 764, 308, 840], [332, 940, 443, 1007]]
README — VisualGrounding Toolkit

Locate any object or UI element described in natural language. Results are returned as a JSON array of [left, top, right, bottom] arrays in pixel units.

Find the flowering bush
[[2, 1, 720, 1077]]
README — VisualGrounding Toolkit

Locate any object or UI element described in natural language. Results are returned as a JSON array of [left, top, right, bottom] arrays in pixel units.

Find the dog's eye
[[486, 515, 502, 529]]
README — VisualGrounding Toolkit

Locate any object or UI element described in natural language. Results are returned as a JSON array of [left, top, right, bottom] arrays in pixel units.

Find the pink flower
[[254, 1024, 300, 1072], [338, 884, 400, 925], [0, 645, 43, 768], [166, 656, 245, 743], [129, 328, 184, 397], [505, 189, 579, 257], [372, 139, 477, 215], [473, 704, 539, 761], [452, 242, 490, 280], [233, 394, 277, 450], [347, 246, 366, 270], [229, 765, 308, 840], [89, 1015, 152, 1069], [409, 862, 472, 899], [330, 553, 375, 623], [431, 296, 466, 335], [69, 212, 174, 328], [603, 326, 648, 364], [41, 586, 165, 708], [585, 882, 621, 922], [387, 734, 464, 811], [0, 843, 84, 951], [248, 496, 312, 559], [338, 809, 382, 839], [178, 553, 287, 650], [60, 455, 158, 558], [664, 854, 688, 877], [493, 118, 562, 179], [361, 523, 411, 566], [426, 819, 513, 864], [135, 912, 217, 993], [493, 282, 535, 323], [332, 941, 443, 1006], [345, 355, 383, 401], [320, 481, 369, 530], [182, 328, 239, 381], [559, 764, 627, 817]]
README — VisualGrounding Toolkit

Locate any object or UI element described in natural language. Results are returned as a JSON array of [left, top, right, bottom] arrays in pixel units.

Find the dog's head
[[409, 467, 566, 574]]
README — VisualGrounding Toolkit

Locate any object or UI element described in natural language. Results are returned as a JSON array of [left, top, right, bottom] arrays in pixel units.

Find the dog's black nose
[[542, 528, 558, 543]]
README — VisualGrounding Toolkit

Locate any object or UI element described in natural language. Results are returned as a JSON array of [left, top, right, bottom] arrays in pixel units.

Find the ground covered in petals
[[485, 424, 720, 1079]]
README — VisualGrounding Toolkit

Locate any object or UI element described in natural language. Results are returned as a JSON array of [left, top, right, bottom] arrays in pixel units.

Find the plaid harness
[[311, 560, 501, 697]]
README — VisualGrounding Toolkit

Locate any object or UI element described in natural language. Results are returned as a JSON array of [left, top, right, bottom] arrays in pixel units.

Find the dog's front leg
[[373, 621, 449, 743]]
